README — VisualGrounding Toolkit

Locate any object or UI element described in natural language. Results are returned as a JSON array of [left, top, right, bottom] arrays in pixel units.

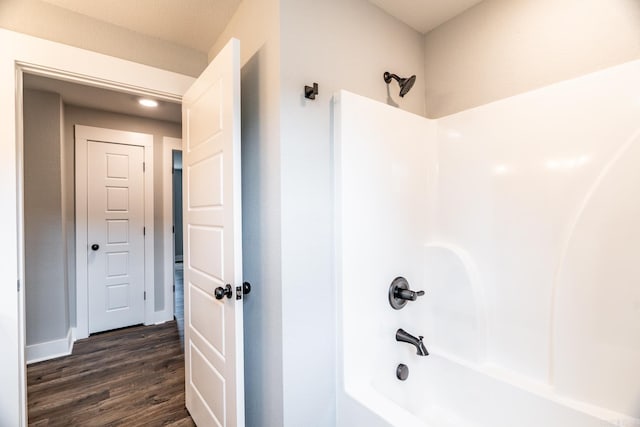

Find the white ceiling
[[24, 74, 182, 123], [368, 0, 484, 33]]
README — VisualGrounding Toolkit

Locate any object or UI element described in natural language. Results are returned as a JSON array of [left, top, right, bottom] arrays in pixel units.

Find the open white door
[[182, 38, 244, 426]]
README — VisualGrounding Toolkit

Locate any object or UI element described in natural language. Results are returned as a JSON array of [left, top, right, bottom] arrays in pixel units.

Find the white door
[[182, 38, 244, 426], [87, 141, 146, 333]]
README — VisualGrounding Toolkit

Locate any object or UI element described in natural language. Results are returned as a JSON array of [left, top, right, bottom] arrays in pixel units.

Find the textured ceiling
[[39, 0, 242, 52]]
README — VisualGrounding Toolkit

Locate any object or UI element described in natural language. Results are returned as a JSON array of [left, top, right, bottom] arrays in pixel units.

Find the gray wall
[[279, 0, 424, 424], [209, 0, 284, 425], [211, 0, 425, 425], [64, 105, 181, 316], [24, 89, 69, 345], [423, 0, 640, 117]]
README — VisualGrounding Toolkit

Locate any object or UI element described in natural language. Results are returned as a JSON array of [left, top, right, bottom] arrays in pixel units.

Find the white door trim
[[159, 136, 182, 323], [2, 29, 193, 426], [75, 125, 155, 340]]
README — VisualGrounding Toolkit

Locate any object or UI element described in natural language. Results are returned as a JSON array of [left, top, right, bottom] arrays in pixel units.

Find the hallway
[[27, 322, 194, 426]]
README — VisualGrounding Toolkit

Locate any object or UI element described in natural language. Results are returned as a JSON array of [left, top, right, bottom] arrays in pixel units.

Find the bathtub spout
[[396, 328, 429, 356]]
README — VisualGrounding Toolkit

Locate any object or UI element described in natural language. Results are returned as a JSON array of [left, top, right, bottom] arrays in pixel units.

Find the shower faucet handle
[[395, 288, 425, 301], [389, 277, 425, 310]]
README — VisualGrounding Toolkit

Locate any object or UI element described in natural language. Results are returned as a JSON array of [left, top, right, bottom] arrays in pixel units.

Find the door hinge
[[144, 291, 146, 300], [172, 225, 175, 233], [143, 162, 146, 172], [143, 226, 146, 236], [173, 285, 175, 292], [17, 279, 20, 292]]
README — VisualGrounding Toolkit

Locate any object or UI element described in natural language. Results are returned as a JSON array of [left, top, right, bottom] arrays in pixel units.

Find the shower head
[[384, 71, 416, 97]]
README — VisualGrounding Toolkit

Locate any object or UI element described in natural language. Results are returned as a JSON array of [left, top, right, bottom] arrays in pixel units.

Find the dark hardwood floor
[[27, 321, 195, 426]]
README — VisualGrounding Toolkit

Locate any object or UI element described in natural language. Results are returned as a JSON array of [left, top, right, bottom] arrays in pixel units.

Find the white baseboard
[[26, 328, 74, 364], [154, 309, 174, 325], [73, 325, 88, 341]]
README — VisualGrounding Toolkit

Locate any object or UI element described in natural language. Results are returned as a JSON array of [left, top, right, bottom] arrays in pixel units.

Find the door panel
[[183, 38, 243, 427], [87, 141, 145, 334]]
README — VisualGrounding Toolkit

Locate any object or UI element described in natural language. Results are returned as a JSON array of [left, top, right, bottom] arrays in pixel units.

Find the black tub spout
[[396, 328, 429, 356]]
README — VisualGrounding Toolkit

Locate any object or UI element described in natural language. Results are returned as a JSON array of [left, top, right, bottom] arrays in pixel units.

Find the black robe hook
[[304, 83, 318, 100]]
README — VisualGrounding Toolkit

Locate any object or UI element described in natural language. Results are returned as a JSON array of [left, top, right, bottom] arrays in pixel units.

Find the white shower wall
[[435, 60, 640, 414], [335, 58, 640, 426]]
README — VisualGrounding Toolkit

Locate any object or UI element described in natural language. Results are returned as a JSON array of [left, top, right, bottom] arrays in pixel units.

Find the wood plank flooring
[[27, 321, 195, 426]]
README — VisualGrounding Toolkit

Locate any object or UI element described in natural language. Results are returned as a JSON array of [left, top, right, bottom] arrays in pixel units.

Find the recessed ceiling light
[[139, 98, 158, 108]]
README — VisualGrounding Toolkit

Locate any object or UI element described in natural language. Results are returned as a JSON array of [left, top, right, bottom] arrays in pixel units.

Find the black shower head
[[399, 75, 416, 97], [384, 71, 416, 97]]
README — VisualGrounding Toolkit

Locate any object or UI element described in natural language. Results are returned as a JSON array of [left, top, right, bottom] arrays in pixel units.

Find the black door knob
[[214, 284, 233, 300], [91, 244, 100, 251], [243, 282, 251, 295]]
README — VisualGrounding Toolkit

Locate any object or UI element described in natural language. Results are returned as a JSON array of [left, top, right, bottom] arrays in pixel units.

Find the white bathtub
[[334, 61, 640, 427], [336, 242, 634, 427], [339, 350, 634, 427]]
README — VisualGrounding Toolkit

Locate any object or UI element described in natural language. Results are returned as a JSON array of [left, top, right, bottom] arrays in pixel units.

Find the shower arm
[[384, 72, 400, 85]]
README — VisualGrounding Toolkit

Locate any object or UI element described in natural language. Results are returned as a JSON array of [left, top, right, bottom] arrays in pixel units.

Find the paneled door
[[87, 141, 145, 334], [182, 38, 244, 426]]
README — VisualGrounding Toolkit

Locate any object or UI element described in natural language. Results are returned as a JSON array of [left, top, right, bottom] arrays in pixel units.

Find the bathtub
[[336, 242, 633, 427], [338, 347, 632, 427], [333, 63, 640, 427]]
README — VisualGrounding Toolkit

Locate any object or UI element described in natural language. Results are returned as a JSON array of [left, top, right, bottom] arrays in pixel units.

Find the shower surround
[[334, 60, 640, 427]]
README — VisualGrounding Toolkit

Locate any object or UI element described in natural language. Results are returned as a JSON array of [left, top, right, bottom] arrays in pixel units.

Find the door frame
[[161, 136, 182, 323], [75, 125, 155, 339], [0, 28, 194, 426]]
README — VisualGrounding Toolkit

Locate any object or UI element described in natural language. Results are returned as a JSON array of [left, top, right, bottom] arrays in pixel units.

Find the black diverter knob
[[396, 364, 409, 381]]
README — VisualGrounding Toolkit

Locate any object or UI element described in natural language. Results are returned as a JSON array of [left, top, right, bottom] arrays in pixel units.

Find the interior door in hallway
[[87, 141, 145, 334], [183, 38, 244, 426]]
